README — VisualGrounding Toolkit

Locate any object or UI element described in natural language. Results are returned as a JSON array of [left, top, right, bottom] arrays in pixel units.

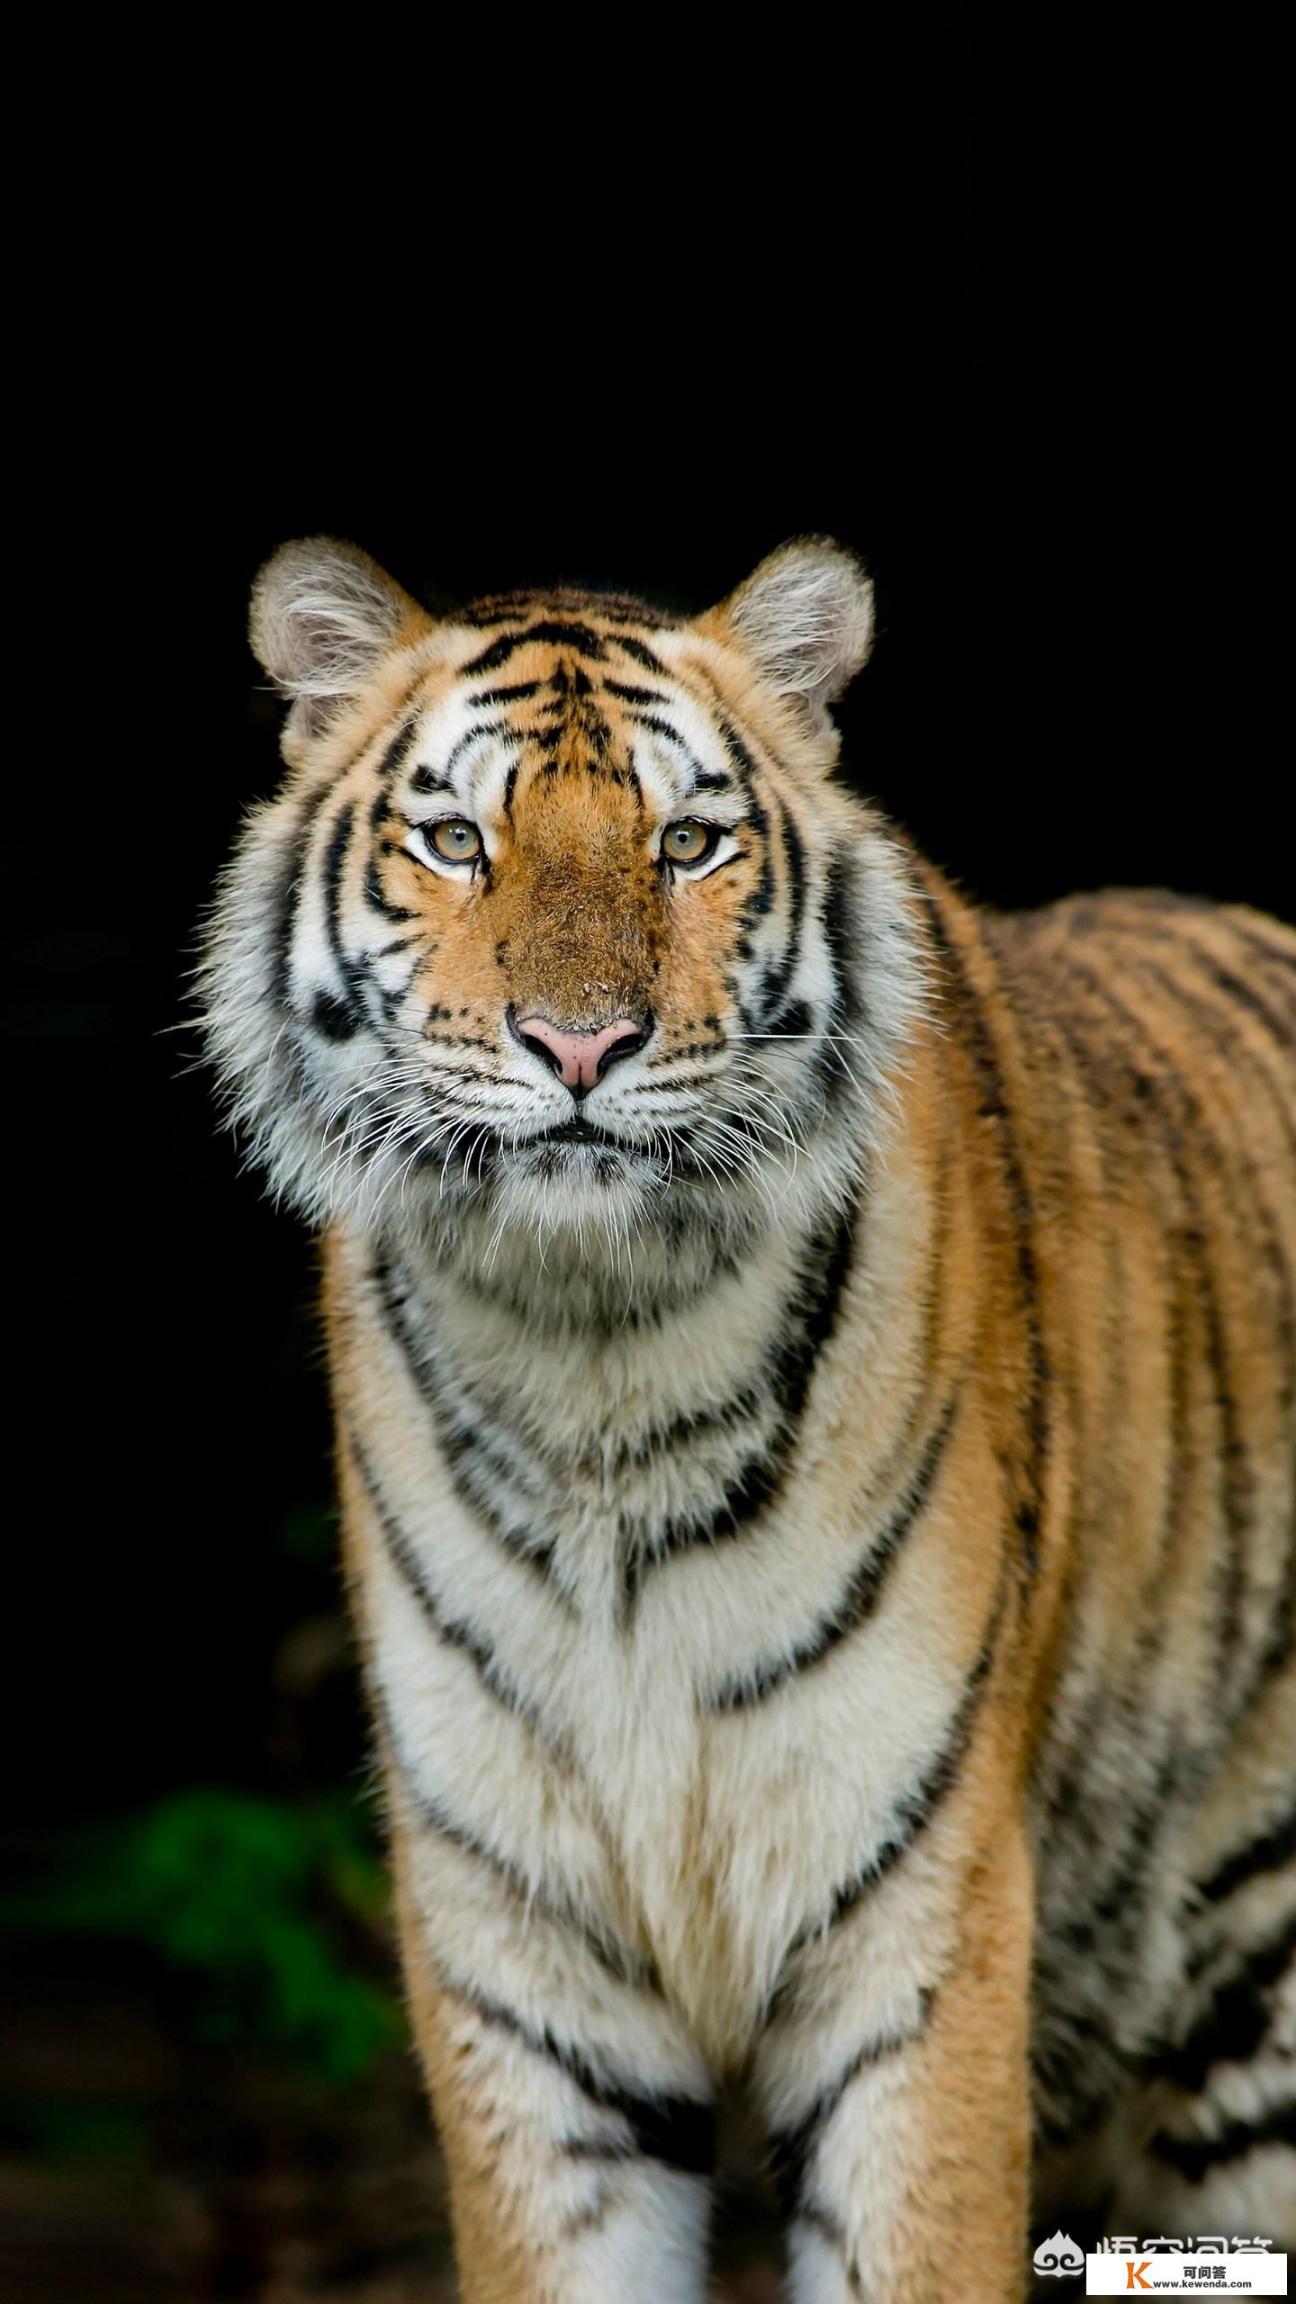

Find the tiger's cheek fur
[[657, 862, 762, 1050]]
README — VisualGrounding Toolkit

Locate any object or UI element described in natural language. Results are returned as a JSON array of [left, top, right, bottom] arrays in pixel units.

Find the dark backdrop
[[9, 21, 1290, 2295]]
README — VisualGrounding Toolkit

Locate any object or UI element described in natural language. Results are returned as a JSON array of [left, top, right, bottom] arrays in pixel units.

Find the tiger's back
[[202, 535, 1296, 2299]]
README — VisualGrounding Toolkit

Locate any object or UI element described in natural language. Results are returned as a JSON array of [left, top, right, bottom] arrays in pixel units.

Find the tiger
[[199, 533, 1296, 2303]]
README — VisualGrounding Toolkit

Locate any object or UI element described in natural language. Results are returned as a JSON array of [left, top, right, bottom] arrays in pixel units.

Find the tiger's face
[[202, 540, 925, 1258]]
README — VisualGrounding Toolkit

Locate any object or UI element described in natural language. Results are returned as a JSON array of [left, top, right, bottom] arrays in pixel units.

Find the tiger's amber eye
[[430, 818, 482, 863], [662, 820, 715, 866]]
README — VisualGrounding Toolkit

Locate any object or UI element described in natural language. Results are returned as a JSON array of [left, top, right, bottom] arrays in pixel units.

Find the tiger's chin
[[489, 1130, 669, 1236]]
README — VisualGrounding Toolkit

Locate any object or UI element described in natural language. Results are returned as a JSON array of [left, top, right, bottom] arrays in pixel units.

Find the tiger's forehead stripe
[[393, 632, 750, 820], [458, 617, 674, 682]]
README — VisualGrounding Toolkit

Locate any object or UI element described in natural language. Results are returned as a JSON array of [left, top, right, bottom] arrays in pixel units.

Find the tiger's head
[[201, 539, 926, 1267]]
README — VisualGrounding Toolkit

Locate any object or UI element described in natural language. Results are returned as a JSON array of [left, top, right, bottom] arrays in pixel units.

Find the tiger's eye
[[430, 818, 482, 863], [663, 820, 715, 866]]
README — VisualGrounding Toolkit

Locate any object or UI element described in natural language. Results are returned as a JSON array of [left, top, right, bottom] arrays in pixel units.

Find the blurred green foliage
[[22, 1790, 402, 2086]]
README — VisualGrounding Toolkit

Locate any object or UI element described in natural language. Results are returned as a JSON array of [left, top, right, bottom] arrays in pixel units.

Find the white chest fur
[[329, 1149, 965, 2065]]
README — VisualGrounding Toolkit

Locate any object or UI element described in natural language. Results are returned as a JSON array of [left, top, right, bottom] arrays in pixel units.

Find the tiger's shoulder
[[979, 883, 1296, 1118], [993, 882, 1296, 975]]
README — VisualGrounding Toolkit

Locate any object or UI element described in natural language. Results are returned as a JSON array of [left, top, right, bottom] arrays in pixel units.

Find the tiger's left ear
[[250, 536, 435, 747], [704, 538, 875, 721]]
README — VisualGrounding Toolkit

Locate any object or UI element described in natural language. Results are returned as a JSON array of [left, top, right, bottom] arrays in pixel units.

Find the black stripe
[[364, 792, 418, 921], [713, 716, 760, 794], [271, 779, 333, 1012], [1160, 1911, 1296, 2092], [1049, 1737, 1184, 1958], [1033, 2028, 1155, 2152], [1171, 936, 1296, 1682], [391, 1720, 535, 1896], [1018, 998, 1170, 1876], [1131, 954, 1295, 1409], [709, 1397, 959, 1710], [617, 1381, 766, 1469], [918, 877, 1049, 1587], [818, 852, 859, 1020], [608, 632, 667, 674], [756, 787, 807, 1024], [1179, 952, 1296, 1159], [1149, 2095, 1296, 2180], [1132, 949, 1296, 1689], [1066, 958, 1256, 1711], [1196, 1798, 1296, 1904], [763, 997, 814, 1039], [1187, 944, 1296, 1059], [624, 710, 712, 788], [375, 1684, 645, 1985], [377, 718, 418, 781], [602, 677, 669, 706], [466, 680, 542, 704], [445, 1981, 715, 2176], [347, 1425, 547, 1735], [309, 990, 359, 1041], [768, 1992, 934, 2215], [350, 1442, 659, 1997], [1046, 997, 1194, 1607], [770, 1566, 1009, 2005], [462, 620, 610, 675], [317, 802, 367, 1038], [620, 1200, 858, 1611], [441, 718, 518, 778], [398, 1773, 645, 1994], [370, 1251, 563, 1586], [809, 849, 869, 1120], [1235, 920, 1296, 982], [714, 718, 776, 956]]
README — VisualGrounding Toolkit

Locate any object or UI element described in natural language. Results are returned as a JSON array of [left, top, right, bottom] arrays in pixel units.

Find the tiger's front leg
[[336, 1397, 719, 2301], [386, 1796, 716, 2304], [754, 1814, 1034, 2304]]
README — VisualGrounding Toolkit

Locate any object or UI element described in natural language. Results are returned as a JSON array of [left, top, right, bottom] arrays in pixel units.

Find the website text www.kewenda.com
[[1032, 2232, 1287, 2295]]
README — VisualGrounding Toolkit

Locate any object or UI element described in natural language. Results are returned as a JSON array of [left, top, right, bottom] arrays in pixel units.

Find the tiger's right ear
[[702, 538, 875, 729], [249, 537, 434, 741]]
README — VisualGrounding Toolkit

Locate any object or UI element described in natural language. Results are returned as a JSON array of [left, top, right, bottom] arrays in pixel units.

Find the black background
[[17, 18, 1291, 1834]]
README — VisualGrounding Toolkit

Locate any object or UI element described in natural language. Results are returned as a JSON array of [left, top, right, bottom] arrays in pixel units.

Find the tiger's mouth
[[530, 1117, 623, 1149], [497, 1112, 663, 1191]]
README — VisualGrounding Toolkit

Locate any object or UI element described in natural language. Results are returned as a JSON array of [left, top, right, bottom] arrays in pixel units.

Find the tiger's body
[[202, 537, 1296, 2302]]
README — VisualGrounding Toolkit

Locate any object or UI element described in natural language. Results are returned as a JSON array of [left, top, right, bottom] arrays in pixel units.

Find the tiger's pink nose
[[509, 1010, 651, 1097]]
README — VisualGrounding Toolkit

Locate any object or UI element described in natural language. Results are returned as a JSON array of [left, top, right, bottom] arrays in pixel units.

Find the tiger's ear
[[707, 538, 875, 720], [249, 537, 434, 739]]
